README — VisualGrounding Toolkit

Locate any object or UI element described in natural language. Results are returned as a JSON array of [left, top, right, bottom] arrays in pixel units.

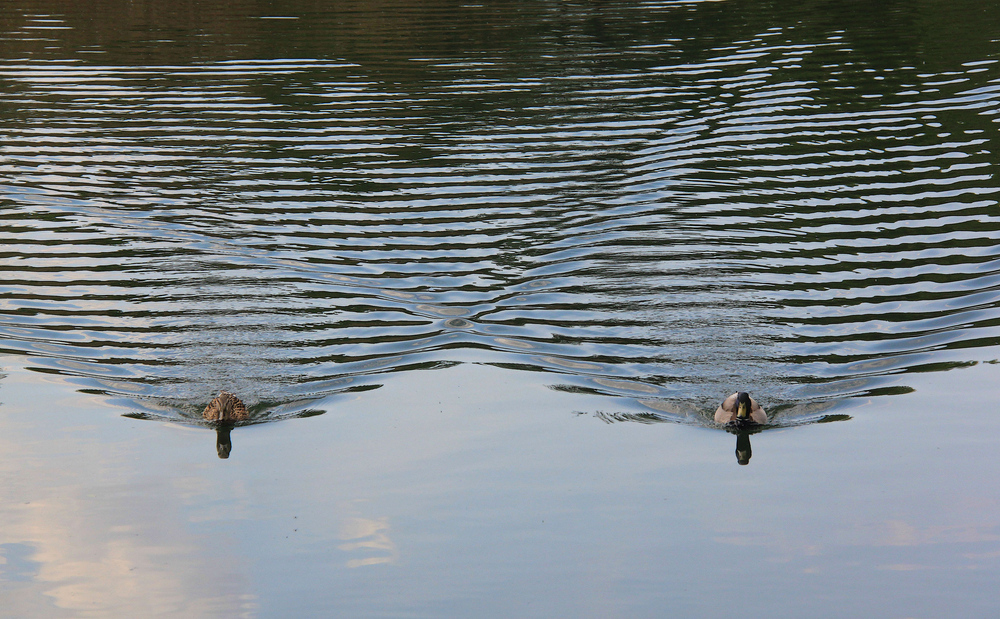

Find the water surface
[[1, 0, 1000, 616]]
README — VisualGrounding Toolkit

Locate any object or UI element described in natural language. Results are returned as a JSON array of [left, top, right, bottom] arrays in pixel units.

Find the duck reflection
[[204, 392, 249, 459], [733, 431, 754, 466], [215, 424, 235, 459]]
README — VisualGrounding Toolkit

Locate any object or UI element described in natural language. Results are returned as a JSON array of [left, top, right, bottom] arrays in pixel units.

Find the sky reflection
[[1, 358, 999, 617]]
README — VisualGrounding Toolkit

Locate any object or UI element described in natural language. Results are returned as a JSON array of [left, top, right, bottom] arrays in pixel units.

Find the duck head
[[735, 392, 752, 420]]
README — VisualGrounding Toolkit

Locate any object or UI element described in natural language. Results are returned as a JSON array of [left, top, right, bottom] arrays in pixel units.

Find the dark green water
[[1, 1, 1000, 616]]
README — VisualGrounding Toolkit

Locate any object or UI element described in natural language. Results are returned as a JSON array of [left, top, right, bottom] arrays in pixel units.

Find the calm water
[[2, 0, 1000, 616]]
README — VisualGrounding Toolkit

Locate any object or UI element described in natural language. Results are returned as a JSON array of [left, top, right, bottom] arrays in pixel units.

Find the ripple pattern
[[1, 0, 999, 421]]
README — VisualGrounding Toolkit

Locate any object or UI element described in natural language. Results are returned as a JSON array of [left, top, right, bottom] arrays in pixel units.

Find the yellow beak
[[737, 402, 748, 418]]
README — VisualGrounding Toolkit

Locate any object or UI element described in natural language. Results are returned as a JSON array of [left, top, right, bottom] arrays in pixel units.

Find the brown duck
[[204, 392, 248, 459], [203, 391, 249, 423]]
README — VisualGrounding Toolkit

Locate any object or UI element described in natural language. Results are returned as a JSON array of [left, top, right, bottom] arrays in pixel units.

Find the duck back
[[203, 392, 248, 422]]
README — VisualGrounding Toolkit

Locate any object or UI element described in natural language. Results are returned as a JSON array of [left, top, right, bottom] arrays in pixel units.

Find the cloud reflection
[[0, 371, 258, 617], [0, 455, 257, 617], [338, 517, 398, 568]]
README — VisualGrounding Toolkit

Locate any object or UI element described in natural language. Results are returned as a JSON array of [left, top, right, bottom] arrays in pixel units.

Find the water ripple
[[1, 1, 999, 424]]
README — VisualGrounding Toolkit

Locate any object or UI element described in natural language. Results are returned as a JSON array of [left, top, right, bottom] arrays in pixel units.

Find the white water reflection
[[339, 516, 398, 568], [0, 376, 255, 616]]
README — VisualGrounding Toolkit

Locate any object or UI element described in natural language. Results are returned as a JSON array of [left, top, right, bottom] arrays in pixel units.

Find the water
[[1, 0, 1000, 616]]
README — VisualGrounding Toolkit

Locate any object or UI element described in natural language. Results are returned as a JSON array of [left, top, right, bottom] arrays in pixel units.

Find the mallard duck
[[203, 391, 248, 423], [714, 392, 767, 425]]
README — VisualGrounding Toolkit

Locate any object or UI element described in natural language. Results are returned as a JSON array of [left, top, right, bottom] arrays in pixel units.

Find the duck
[[203, 391, 248, 423], [204, 392, 248, 459], [714, 391, 767, 426]]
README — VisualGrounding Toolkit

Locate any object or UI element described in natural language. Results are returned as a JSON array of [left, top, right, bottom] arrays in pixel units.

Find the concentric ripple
[[1, 0, 999, 423]]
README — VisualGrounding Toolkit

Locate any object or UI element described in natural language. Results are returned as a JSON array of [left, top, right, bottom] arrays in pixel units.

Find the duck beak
[[737, 401, 748, 419]]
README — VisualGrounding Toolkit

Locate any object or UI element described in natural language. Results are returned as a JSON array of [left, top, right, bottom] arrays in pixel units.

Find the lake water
[[2, 0, 1000, 616]]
